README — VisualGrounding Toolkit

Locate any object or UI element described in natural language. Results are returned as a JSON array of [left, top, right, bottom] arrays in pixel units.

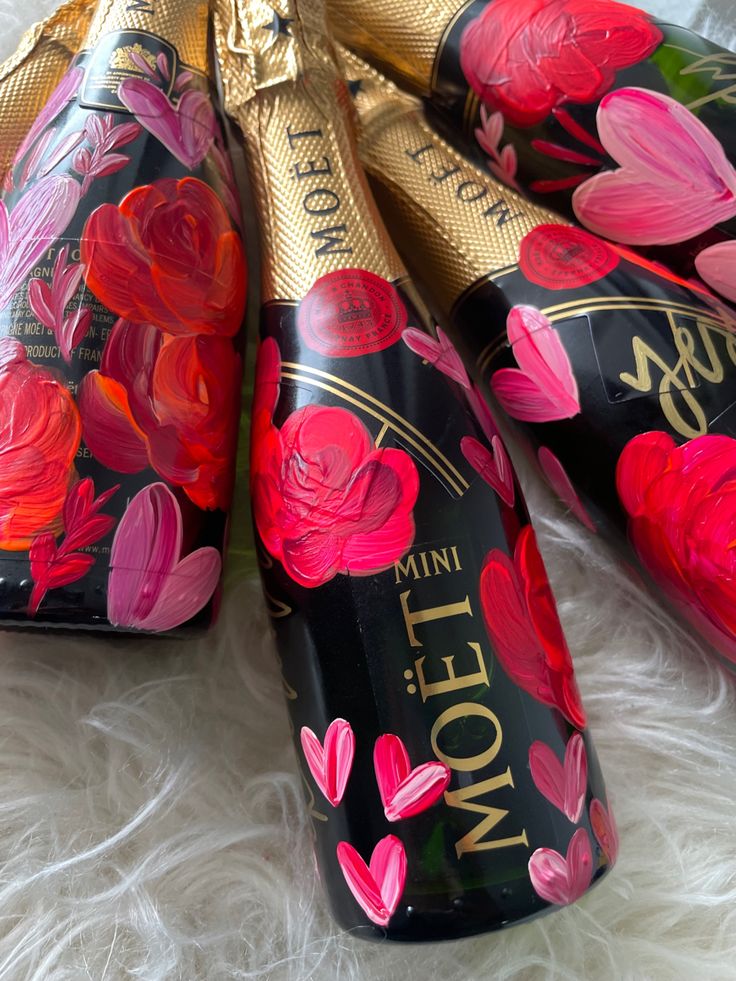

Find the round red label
[[519, 225, 619, 291], [296, 269, 407, 358]]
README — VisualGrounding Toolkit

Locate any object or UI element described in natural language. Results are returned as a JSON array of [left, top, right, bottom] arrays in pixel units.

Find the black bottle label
[[79, 30, 179, 112]]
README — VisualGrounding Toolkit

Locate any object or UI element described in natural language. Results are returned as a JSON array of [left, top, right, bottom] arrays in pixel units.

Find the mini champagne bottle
[[339, 47, 736, 669], [327, 0, 736, 301], [213, 0, 614, 942], [0, 0, 247, 631]]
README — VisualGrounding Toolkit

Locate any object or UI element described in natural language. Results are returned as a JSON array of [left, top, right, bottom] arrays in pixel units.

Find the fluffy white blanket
[[0, 1, 734, 978]]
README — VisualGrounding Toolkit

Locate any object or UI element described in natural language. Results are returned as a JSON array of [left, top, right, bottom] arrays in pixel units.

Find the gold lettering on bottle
[[444, 768, 530, 857], [394, 546, 463, 583], [415, 642, 489, 702], [399, 589, 472, 647]]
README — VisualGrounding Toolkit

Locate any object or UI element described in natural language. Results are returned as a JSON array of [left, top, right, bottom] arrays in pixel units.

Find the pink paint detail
[[107, 482, 221, 632], [590, 798, 619, 864], [402, 326, 470, 389], [475, 106, 520, 190], [28, 478, 118, 616], [573, 87, 736, 245], [336, 836, 407, 927], [300, 718, 355, 807], [616, 431, 736, 663], [373, 734, 451, 822], [528, 827, 594, 906], [461, 434, 515, 507], [695, 241, 736, 303], [480, 525, 587, 728], [118, 77, 216, 170], [28, 245, 92, 362], [538, 446, 596, 533], [466, 383, 501, 442], [0, 176, 81, 311], [491, 306, 580, 422], [528, 732, 588, 823]]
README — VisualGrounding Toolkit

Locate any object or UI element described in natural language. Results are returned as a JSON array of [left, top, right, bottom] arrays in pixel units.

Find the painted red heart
[[300, 718, 355, 807], [336, 835, 407, 927], [538, 446, 596, 533], [590, 797, 619, 864], [373, 733, 451, 822], [462, 434, 515, 507], [529, 732, 588, 823]]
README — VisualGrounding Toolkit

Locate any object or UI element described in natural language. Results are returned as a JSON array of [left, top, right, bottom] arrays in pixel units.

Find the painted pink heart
[[466, 383, 500, 442], [118, 78, 215, 169], [538, 447, 596, 533], [695, 241, 736, 303], [590, 798, 619, 865], [529, 732, 588, 823], [0, 175, 81, 311], [373, 733, 451, 822], [491, 305, 580, 423], [107, 482, 221, 632], [528, 827, 594, 906], [402, 325, 470, 389], [573, 87, 736, 246], [300, 718, 355, 807], [461, 434, 515, 507], [336, 835, 407, 927]]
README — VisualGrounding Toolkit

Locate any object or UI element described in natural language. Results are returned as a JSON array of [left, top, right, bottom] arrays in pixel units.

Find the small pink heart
[[491, 306, 580, 423], [336, 835, 407, 927], [461, 434, 515, 507], [300, 718, 355, 808], [538, 446, 596, 533], [529, 732, 588, 823], [528, 827, 594, 907], [402, 325, 470, 389], [374, 733, 451, 822], [590, 798, 619, 865]]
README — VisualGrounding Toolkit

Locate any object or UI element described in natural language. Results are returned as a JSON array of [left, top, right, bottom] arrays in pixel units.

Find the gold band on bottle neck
[[83, 0, 210, 73]]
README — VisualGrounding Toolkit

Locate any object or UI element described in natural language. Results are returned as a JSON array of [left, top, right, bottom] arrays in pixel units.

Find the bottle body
[[0, 0, 246, 632], [328, 0, 736, 301], [216, 0, 614, 941], [343, 52, 736, 668]]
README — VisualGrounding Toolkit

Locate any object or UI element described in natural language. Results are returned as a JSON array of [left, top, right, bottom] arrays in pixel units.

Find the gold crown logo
[[109, 43, 157, 73]]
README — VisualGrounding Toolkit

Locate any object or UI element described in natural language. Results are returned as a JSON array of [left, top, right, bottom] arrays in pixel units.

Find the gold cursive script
[[620, 310, 736, 438], [667, 45, 736, 110]]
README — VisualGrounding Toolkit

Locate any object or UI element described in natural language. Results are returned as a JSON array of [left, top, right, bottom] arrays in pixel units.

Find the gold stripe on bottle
[[212, 0, 404, 301]]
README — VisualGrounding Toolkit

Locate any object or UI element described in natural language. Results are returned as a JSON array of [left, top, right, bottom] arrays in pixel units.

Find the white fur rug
[[0, 2, 735, 979]]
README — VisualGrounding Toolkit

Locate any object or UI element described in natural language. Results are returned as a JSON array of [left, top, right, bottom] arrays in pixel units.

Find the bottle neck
[[82, 0, 210, 74]]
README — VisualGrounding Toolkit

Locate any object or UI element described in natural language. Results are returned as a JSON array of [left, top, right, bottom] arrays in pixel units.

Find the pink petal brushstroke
[[300, 718, 355, 807], [373, 734, 451, 822], [528, 827, 594, 906], [461, 434, 515, 507], [528, 732, 588, 823], [336, 835, 407, 927]]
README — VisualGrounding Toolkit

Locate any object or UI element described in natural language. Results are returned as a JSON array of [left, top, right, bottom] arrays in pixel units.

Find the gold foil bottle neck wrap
[[338, 47, 566, 314], [213, 0, 405, 302], [82, 0, 210, 74], [327, 0, 462, 95]]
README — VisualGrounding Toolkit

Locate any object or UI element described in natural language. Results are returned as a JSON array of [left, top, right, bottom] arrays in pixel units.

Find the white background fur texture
[[0, 1, 735, 979]]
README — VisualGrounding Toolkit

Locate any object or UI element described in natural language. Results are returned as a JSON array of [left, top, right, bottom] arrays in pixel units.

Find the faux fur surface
[[0, 2, 735, 979]]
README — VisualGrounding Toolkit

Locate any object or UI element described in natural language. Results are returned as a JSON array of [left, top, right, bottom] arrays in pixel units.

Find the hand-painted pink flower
[[0, 175, 81, 311], [107, 482, 221, 632], [616, 432, 736, 663], [402, 326, 470, 389], [529, 732, 587, 823], [538, 447, 596, 533], [590, 798, 619, 865], [695, 241, 736, 303], [480, 525, 587, 728], [336, 835, 407, 927], [28, 246, 92, 363], [573, 88, 736, 246], [528, 828, 594, 906], [250, 338, 419, 588], [118, 77, 216, 169], [461, 434, 515, 508], [491, 306, 580, 423], [300, 718, 355, 807], [373, 734, 451, 822]]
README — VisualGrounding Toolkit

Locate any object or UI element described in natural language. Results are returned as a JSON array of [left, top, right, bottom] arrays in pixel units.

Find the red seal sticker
[[519, 225, 619, 291], [297, 269, 407, 358]]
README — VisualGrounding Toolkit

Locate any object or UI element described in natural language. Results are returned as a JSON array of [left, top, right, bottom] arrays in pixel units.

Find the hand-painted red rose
[[78, 319, 241, 511], [480, 524, 586, 728], [0, 339, 81, 551], [250, 338, 419, 588], [617, 432, 736, 663], [81, 176, 246, 337], [459, 0, 662, 127]]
